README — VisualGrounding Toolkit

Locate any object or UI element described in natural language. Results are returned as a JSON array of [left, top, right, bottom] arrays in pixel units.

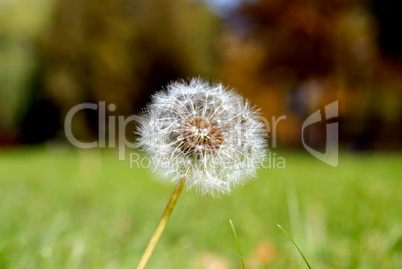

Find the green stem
[[136, 177, 186, 269], [277, 224, 312, 269], [229, 219, 246, 269]]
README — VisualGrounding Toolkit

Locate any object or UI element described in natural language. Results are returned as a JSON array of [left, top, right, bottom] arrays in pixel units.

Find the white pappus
[[137, 78, 267, 196]]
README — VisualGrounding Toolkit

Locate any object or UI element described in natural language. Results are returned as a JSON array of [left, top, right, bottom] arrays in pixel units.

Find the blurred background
[[1, 0, 402, 149], [1, 0, 402, 268]]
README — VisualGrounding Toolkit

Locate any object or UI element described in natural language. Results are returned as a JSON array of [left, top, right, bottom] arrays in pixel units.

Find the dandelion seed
[[137, 78, 267, 196]]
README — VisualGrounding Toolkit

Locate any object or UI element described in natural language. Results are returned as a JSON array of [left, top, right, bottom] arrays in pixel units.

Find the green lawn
[[0, 147, 401, 268]]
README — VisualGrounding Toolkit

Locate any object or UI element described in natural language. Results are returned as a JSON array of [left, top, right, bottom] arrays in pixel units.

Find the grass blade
[[229, 220, 246, 269], [277, 224, 312, 269]]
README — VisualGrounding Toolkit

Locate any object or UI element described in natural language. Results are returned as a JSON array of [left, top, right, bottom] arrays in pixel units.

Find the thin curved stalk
[[136, 177, 186, 269], [277, 224, 312, 269], [229, 220, 246, 269]]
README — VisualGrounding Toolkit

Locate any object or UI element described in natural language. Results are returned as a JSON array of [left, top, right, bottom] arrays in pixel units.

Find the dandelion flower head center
[[174, 117, 223, 155]]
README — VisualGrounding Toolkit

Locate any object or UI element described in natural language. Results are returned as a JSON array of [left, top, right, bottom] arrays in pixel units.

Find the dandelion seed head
[[137, 78, 267, 196]]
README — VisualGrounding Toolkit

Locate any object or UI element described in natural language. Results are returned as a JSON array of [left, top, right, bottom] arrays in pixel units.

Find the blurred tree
[[219, 0, 402, 149], [38, 0, 220, 141], [0, 0, 54, 144], [372, 0, 402, 62], [238, 0, 354, 80]]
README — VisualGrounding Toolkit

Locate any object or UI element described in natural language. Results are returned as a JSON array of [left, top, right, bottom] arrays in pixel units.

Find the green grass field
[[0, 147, 401, 268]]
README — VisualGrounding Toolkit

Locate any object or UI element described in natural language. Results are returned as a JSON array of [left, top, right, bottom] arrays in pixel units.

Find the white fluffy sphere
[[137, 78, 267, 196]]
